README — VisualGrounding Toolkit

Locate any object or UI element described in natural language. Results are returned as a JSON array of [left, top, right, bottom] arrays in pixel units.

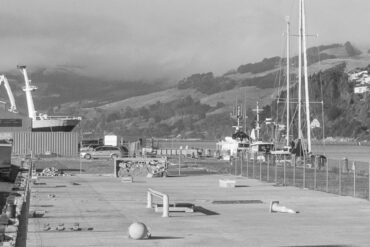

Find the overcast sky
[[0, 0, 369, 83]]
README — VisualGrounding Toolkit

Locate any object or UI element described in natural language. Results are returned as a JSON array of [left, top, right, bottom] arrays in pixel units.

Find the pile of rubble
[[0, 173, 28, 247], [116, 158, 168, 178], [37, 167, 70, 177]]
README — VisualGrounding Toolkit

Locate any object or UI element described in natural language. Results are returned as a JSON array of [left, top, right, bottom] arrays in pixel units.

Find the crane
[[0, 75, 18, 113]]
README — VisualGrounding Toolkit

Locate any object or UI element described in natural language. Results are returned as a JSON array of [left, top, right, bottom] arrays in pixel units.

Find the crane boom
[[0, 75, 18, 113]]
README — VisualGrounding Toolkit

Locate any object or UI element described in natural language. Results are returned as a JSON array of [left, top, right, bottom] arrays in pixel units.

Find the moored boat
[[17, 65, 81, 132]]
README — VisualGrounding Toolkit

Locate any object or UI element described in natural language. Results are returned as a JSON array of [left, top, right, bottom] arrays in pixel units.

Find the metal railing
[[229, 152, 370, 200]]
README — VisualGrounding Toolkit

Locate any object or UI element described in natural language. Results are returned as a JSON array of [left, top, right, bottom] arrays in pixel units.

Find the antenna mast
[[302, 0, 312, 153], [285, 16, 290, 148], [253, 101, 263, 140]]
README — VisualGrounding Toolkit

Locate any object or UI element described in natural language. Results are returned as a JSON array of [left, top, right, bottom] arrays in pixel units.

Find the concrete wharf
[[26, 173, 370, 247]]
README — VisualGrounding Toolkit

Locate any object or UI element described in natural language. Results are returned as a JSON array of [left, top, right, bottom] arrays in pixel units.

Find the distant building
[[358, 76, 370, 85], [354, 85, 369, 94], [349, 70, 368, 81]]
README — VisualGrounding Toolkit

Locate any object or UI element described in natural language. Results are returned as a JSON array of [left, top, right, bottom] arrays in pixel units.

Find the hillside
[[0, 67, 166, 116], [75, 42, 370, 141], [2, 42, 370, 141]]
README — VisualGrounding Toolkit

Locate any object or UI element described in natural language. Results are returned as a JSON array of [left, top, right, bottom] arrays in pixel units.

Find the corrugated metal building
[[0, 106, 79, 157], [12, 132, 79, 157]]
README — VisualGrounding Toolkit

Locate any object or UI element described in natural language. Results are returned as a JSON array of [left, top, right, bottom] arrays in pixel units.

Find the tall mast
[[17, 65, 37, 120], [302, 0, 312, 153], [285, 16, 290, 147], [298, 0, 302, 140]]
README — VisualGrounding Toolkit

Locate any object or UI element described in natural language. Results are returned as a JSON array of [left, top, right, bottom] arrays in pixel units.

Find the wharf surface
[[26, 173, 370, 247]]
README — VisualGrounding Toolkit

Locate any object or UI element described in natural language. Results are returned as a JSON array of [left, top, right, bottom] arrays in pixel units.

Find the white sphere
[[128, 222, 148, 240]]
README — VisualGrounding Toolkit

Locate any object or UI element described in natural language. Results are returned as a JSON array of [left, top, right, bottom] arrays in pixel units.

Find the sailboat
[[18, 65, 81, 132], [272, 0, 317, 157]]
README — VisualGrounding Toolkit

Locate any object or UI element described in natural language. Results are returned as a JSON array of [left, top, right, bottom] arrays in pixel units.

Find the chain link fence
[[228, 152, 370, 200]]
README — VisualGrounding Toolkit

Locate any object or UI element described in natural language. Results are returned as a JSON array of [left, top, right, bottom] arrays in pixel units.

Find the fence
[[228, 152, 370, 200]]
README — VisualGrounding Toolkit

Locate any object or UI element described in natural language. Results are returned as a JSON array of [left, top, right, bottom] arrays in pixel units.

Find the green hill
[[77, 42, 370, 141], [3, 42, 370, 141]]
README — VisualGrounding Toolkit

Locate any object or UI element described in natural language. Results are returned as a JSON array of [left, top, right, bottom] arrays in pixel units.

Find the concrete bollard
[[128, 222, 150, 240], [146, 192, 152, 208], [269, 201, 297, 214]]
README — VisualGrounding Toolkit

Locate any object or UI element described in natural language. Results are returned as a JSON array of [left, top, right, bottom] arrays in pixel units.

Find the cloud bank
[[0, 0, 369, 83]]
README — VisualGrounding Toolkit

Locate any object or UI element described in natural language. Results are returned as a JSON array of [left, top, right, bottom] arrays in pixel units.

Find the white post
[[146, 191, 152, 208], [162, 194, 169, 218]]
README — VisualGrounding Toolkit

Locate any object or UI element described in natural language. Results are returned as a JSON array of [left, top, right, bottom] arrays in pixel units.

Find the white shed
[[104, 134, 118, 146]]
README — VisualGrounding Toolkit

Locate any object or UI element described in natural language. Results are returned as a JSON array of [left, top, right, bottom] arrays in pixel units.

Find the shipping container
[[11, 132, 79, 157]]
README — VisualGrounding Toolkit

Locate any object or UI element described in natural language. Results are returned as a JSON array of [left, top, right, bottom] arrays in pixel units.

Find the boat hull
[[32, 119, 80, 132]]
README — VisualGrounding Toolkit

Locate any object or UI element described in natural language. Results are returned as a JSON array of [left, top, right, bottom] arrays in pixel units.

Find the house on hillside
[[358, 76, 370, 85], [349, 70, 368, 81], [354, 85, 369, 94]]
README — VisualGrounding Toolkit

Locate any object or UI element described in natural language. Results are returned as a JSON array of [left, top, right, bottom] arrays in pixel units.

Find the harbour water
[[312, 144, 370, 162]]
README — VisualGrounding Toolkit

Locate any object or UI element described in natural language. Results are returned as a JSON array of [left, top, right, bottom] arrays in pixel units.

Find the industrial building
[[0, 105, 79, 157]]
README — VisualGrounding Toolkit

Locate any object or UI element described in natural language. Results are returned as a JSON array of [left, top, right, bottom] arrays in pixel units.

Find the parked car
[[79, 144, 102, 152], [80, 145, 127, 160]]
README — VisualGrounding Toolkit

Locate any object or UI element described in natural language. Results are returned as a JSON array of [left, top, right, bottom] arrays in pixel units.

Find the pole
[[292, 154, 296, 186], [79, 155, 82, 175], [302, 0, 312, 153], [274, 156, 277, 183], [283, 155, 286, 185], [353, 161, 356, 197], [240, 151, 243, 176], [235, 157, 237, 176], [246, 152, 249, 178], [286, 16, 290, 147], [326, 157, 329, 192], [303, 155, 306, 188], [368, 161, 370, 200], [253, 153, 256, 178], [79, 126, 82, 174], [314, 156, 317, 190], [339, 160, 342, 195], [298, 0, 302, 141], [259, 160, 262, 180], [267, 155, 270, 181], [178, 151, 181, 176]]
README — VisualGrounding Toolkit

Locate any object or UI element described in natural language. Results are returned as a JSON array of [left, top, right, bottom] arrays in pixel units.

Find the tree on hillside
[[344, 41, 361, 56]]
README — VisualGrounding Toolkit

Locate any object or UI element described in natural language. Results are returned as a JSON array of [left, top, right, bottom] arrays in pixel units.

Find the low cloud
[[0, 0, 369, 83]]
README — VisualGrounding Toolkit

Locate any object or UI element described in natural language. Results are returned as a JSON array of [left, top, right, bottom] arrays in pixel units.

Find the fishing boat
[[18, 65, 81, 132]]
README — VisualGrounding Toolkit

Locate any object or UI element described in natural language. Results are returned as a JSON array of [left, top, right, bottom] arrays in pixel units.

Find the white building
[[358, 76, 370, 85], [349, 71, 368, 81], [354, 85, 369, 94]]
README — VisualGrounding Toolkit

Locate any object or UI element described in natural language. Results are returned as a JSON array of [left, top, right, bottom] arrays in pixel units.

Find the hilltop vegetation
[[75, 42, 370, 141], [82, 96, 232, 140], [2, 41, 368, 141], [270, 63, 370, 142]]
